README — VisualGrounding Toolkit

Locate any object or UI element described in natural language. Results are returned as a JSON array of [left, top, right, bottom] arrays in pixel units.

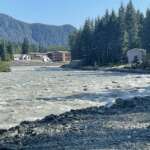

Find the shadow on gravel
[[5, 127, 150, 150]]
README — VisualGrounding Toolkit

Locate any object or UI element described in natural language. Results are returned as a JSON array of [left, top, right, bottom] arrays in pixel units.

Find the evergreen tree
[[30, 44, 38, 53], [69, 1, 146, 66], [136, 10, 144, 48], [93, 18, 103, 65], [69, 30, 83, 60], [22, 38, 29, 54], [100, 11, 110, 64], [94, 10, 110, 65], [118, 4, 129, 53], [142, 9, 150, 52], [39, 44, 44, 53], [125, 0, 139, 49], [0, 40, 7, 61], [107, 10, 120, 63], [93, 17, 102, 65], [7, 42, 13, 60], [80, 19, 94, 65]]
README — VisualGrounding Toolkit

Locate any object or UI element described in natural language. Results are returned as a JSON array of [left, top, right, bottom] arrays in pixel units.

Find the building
[[14, 54, 22, 61], [30, 53, 43, 60], [13, 54, 31, 61], [127, 48, 146, 64], [47, 51, 71, 62], [30, 53, 51, 62], [13, 51, 70, 62], [21, 55, 31, 61], [42, 55, 50, 62]]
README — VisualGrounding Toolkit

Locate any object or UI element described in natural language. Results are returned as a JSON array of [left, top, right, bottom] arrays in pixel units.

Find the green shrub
[[0, 61, 11, 72]]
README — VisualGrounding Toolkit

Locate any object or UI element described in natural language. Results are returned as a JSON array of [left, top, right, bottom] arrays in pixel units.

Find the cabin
[[127, 48, 146, 64], [47, 51, 71, 62]]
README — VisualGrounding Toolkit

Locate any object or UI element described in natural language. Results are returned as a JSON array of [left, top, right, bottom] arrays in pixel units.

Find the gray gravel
[[1, 96, 150, 150]]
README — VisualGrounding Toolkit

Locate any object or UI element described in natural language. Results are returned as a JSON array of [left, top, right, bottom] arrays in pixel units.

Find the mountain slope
[[0, 14, 76, 47]]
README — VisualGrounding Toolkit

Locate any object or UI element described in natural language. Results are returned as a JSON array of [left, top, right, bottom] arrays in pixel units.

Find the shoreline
[[10, 62, 150, 74], [62, 64, 150, 74], [1, 96, 150, 149], [105, 67, 150, 74], [11, 60, 67, 67]]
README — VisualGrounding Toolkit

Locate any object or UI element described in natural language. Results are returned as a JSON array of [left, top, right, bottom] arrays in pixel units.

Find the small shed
[[127, 48, 146, 64]]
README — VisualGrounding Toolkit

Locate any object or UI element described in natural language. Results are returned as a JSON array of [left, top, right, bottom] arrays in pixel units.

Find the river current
[[0, 66, 150, 129]]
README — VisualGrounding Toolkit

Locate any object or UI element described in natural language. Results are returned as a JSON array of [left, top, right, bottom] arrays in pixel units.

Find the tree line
[[69, 1, 150, 66], [0, 40, 13, 61], [0, 38, 30, 61], [0, 37, 70, 61]]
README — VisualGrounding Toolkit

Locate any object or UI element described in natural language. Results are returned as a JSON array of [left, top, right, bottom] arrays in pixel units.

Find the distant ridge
[[0, 13, 76, 47]]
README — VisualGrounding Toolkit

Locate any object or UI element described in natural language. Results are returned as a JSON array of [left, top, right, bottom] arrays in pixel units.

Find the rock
[[20, 121, 31, 126], [83, 85, 88, 91], [83, 88, 88, 91], [112, 81, 118, 84], [115, 98, 136, 109], [40, 114, 57, 123], [0, 129, 7, 135]]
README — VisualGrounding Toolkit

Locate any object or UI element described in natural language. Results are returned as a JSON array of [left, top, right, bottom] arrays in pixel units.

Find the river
[[0, 66, 150, 129]]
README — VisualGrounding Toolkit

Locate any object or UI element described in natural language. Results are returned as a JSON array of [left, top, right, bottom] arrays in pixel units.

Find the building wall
[[47, 51, 71, 62], [127, 49, 146, 64]]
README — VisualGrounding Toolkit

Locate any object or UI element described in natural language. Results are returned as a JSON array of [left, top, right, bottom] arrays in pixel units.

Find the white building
[[127, 48, 146, 64], [21, 55, 31, 61], [42, 55, 51, 62], [13, 54, 31, 61], [14, 54, 22, 61]]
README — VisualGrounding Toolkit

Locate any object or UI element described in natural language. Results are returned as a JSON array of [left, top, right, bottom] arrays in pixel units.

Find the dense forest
[[69, 1, 150, 66]]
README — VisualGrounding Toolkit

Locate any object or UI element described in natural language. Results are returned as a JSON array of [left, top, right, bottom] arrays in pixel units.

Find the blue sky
[[0, 0, 150, 28]]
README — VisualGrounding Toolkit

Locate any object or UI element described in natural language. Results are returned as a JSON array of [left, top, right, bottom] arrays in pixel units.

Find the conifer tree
[[69, 30, 83, 60], [142, 9, 150, 52], [7, 42, 13, 60], [118, 4, 129, 53], [0, 40, 7, 61], [22, 38, 29, 54], [136, 10, 144, 48], [80, 19, 94, 65], [125, 0, 139, 49]]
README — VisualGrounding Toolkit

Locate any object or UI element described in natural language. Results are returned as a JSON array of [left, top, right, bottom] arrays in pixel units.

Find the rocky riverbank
[[62, 62, 150, 74], [1, 96, 150, 150]]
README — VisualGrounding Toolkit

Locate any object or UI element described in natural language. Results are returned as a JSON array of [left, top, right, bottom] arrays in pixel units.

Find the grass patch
[[0, 61, 11, 72]]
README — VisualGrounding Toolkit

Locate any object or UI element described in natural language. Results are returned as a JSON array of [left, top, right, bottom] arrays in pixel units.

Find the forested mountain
[[70, 1, 149, 66], [0, 14, 76, 47]]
